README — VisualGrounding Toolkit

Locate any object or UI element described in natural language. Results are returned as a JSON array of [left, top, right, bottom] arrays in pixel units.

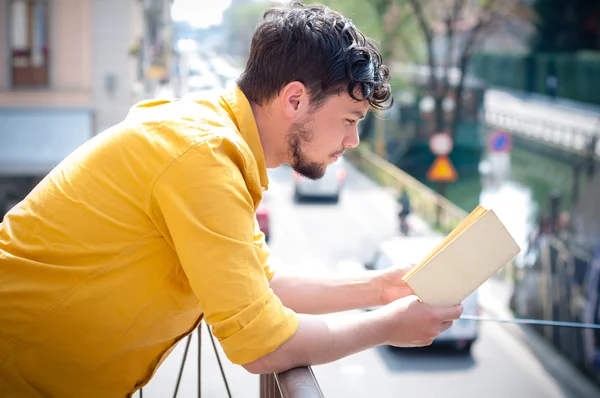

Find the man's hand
[[376, 295, 463, 347], [375, 264, 418, 305], [243, 294, 463, 374]]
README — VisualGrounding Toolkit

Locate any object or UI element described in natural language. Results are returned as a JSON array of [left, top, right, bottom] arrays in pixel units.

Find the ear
[[279, 81, 309, 120]]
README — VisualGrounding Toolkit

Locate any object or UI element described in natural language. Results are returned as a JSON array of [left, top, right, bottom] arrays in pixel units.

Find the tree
[[312, 0, 426, 72], [317, 0, 533, 139], [312, 0, 426, 157], [221, 1, 280, 58], [406, 0, 534, 136]]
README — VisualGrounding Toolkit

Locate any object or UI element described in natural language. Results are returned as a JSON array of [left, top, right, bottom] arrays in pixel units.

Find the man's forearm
[[243, 296, 463, 375], [269, 271, 383, 314], [243, 312, 386, 374]]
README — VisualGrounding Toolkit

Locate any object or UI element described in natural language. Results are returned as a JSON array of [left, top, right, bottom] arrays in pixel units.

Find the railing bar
[[172, 333, 193, 398], [273, 367, 325, 398], [462, 314, 600, 329], [198, 323, 202, 398], [307, 367, 325, 397], [207, 324, 233, 398], [273, 373, 281, 398]]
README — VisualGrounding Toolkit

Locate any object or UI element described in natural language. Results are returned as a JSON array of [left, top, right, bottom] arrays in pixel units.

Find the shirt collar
[[221, 86, 269, 190]]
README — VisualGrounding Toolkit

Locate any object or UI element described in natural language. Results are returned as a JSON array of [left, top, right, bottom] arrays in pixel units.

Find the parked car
[[365, 235, 481, 352], [256, 200, 270, 243], [293, 156, 347, 203]]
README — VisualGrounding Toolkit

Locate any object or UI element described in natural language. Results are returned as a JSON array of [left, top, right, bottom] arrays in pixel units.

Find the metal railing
[[137, 322, 325, 398], [513, 234, 600, 385], [261, 368, 325, 398], [483, 98, 600, 158], [345, 145, 469, 234]]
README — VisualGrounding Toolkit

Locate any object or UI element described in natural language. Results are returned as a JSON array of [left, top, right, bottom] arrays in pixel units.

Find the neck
[[250, 101, 288, 168]]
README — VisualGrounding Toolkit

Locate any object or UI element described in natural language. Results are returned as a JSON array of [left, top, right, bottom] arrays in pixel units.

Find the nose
[[343, 126, 360, 149]]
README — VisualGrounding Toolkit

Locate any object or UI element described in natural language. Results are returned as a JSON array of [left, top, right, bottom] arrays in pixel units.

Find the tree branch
[[450, 0, 499, 136], [442, 0, 467, 94], [408, 0, 437, 93], [388, 9, 423, 62], [459, 0, 498, 63]]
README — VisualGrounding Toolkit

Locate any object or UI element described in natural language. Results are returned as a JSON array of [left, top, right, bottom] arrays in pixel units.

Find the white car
[[293, 156, 347, 203], [365, 235, 481, 352]]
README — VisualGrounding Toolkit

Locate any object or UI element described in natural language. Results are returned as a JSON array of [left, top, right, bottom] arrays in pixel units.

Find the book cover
[[402, 205, 521, 307]]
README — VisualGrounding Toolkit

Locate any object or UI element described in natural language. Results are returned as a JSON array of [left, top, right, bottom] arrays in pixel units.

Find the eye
[[345, 119, 356, 125]]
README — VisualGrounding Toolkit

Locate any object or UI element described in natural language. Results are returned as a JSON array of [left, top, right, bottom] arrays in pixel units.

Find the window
[[9, 0, 49, 87]]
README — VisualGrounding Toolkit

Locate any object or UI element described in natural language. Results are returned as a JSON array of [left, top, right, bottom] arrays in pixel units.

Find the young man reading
[[0, 3, 462, 397]]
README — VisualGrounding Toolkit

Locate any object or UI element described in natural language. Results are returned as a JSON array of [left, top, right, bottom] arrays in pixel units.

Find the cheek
[[310, 112, 345, 151], [310, 125, 344, 153]]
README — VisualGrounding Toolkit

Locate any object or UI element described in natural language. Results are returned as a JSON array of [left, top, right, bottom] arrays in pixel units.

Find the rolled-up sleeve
[[150, 136, 298, 365]]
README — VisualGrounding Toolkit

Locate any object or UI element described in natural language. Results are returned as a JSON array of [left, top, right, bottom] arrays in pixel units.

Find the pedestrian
[[398, 188, 411, 235], [0, 3, 462, 397]]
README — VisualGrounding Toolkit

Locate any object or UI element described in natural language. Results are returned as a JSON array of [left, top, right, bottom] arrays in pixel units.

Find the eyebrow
[[350, 110, 367, 120]]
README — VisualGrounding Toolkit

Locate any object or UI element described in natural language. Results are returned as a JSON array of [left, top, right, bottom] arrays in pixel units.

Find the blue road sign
[[489, 131, 512, 153]]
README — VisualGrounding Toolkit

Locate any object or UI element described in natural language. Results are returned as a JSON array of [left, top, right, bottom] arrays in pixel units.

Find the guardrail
[[137, 322, 325, 398], [261, 368, 325, 398], [483, 91, 600, 158], [484, 110, 600, 157], [345, 145, 468, 234]]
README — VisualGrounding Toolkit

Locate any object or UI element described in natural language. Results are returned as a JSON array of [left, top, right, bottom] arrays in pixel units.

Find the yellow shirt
[[0, 87, 299, 397]]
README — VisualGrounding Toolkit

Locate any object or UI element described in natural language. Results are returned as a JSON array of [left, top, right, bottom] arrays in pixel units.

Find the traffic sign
[[489, 131, 512, 153], [427, 155, 458, 182], [429, 132, 453, 156]]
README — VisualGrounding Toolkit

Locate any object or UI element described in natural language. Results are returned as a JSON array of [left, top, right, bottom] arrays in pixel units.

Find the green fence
[[470, 51, 600, 105]]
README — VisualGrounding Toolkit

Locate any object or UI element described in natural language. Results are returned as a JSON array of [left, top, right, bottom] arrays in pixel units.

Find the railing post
[[259, 368, 325, 398], [197, 323, 201, 398], [260, 373, 282, 398]]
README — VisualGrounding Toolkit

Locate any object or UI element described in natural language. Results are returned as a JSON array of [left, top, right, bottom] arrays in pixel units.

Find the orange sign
[[427, 155, 458, 182]]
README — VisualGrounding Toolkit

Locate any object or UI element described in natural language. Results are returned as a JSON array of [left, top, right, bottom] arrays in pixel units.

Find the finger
[[437, 304, 463, 321], [439, 320, 453, 332]]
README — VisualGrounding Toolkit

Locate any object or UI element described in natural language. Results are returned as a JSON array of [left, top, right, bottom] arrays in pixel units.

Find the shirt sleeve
[[150, 136, 298, 365], [254, 217, 277, 280]]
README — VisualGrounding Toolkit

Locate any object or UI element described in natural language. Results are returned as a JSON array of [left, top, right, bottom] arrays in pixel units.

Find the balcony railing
[[260, 367, 325, 398], [137, 322, 325, 398]]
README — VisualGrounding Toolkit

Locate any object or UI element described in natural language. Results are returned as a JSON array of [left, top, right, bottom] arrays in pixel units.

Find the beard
[[286, 120, 327, 180]]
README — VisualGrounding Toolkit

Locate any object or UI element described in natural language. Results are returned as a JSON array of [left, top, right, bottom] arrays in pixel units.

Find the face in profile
[[286, 92, 368, 180]]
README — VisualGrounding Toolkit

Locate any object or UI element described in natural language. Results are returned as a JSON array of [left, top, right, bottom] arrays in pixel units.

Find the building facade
[[0, 0, 173, 214]]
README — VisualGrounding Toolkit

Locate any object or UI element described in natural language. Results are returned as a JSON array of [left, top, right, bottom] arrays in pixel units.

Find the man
[[0, 3, 462, 397], [397, 188, 411, 235]]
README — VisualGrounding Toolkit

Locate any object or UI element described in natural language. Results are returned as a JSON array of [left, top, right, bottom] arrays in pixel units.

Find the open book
[[402, 205, 521, 307]]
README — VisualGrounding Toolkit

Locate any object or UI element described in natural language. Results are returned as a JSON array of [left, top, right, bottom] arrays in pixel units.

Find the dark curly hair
[[237, 2, 393, 111]]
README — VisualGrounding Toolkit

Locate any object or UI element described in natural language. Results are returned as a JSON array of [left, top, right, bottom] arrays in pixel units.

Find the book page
[[402, 205, 488, 281]]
